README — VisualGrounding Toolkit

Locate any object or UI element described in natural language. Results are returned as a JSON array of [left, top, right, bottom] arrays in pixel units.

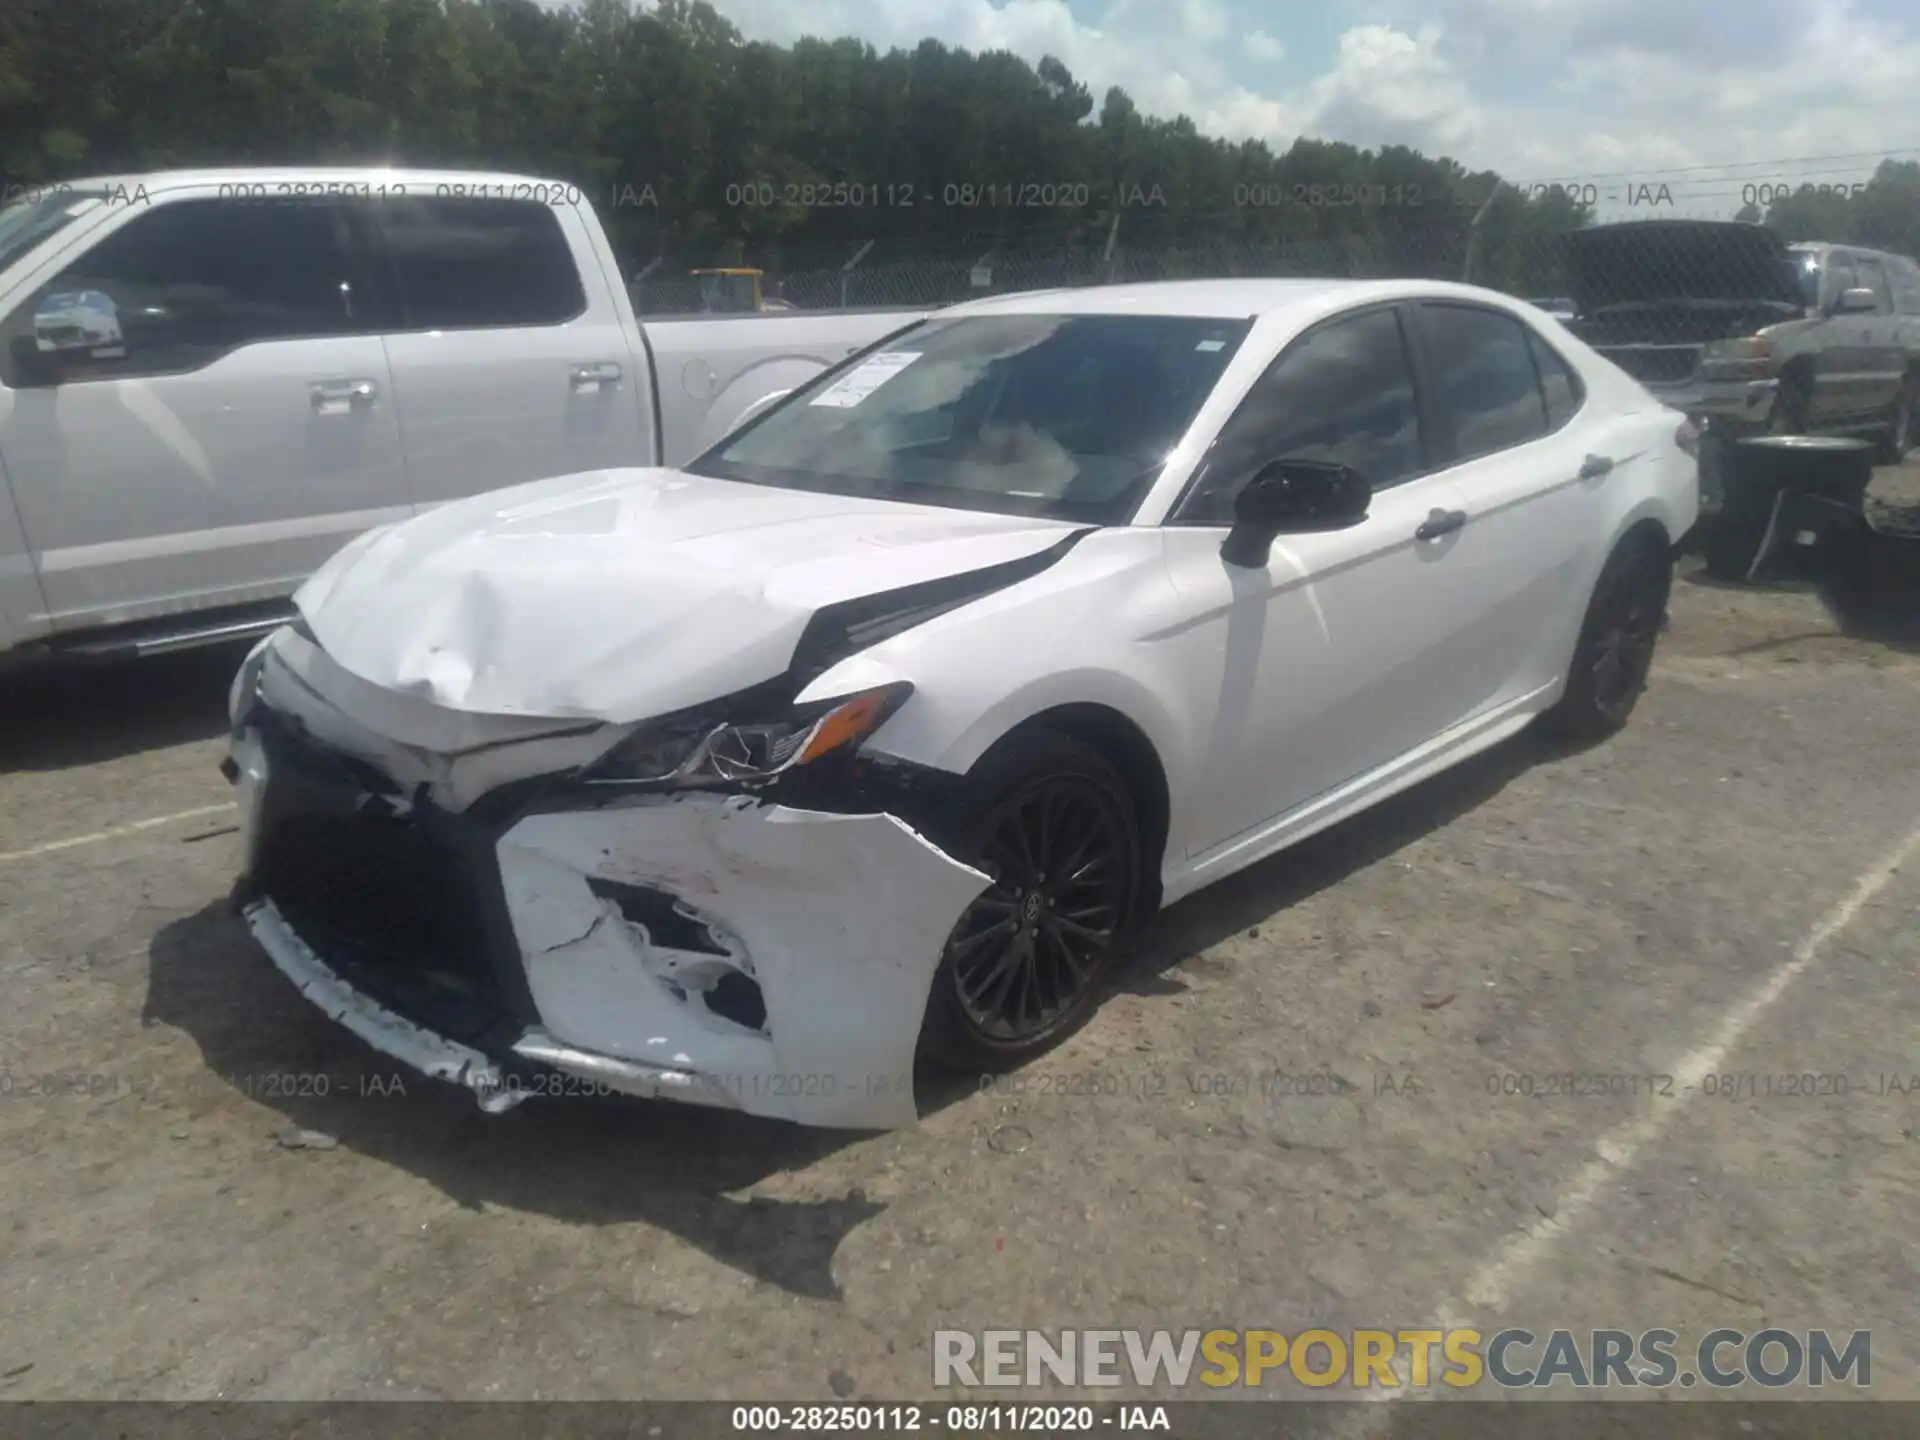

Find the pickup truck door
[[1810, 252, 1883, 424], [369, 193, 655, 509], [0, 190, 408, 631], [1846, 255, 1905, 420], [0, 450, 50, 651]]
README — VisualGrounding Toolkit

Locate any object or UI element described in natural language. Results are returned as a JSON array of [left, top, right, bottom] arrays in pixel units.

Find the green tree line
[[2, 0, 1913, 293], [1737, 161, 1920, 258]]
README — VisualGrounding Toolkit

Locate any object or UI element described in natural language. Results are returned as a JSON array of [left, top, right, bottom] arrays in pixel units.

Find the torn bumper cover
[[234, 718, 990, 1129]]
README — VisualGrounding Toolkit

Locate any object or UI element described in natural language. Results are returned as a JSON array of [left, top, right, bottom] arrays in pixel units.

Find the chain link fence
[[626, 209, 1920, 322], [631, 232, 1482, 314]]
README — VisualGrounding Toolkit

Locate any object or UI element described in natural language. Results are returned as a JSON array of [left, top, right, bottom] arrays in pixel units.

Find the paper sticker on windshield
[[809, 351, 921, 408]]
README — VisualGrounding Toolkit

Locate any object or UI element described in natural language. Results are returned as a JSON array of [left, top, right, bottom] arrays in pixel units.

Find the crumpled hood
[[294, 466, 1079, 721]]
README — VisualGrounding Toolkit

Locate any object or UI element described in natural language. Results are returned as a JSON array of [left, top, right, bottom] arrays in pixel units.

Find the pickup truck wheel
[[917, 730, 1141, 1074], [1875, 374, 1917, 465], [1539, 536, 1670, 741]]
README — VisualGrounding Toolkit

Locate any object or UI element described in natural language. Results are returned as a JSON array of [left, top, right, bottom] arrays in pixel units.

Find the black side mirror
[[1221, 459, 1371, 567]]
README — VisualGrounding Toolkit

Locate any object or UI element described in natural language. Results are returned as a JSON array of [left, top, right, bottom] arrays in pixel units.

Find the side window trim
[[1403, 300, 1560, 471], [1523, 324, 1586, 430], [1165, 300, 1434, 525]]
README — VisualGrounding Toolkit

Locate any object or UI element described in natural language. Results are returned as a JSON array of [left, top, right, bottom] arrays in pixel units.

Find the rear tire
[[917, 730, 1142, 1074], [1538, 537, 1671, 741]]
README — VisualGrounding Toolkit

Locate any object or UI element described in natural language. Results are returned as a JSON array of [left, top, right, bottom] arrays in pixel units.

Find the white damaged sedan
[[223, 279, 1698, 1129]]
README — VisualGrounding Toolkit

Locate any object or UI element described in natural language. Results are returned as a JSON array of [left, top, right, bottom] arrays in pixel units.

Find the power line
[[1508, 146, 1920, 188]]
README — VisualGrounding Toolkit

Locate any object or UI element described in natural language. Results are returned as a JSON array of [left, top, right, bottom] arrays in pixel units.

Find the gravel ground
[[1, 477, 1918, 1410]]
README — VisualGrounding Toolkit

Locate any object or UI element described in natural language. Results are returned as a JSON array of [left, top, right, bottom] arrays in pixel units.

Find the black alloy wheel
[[1539, 538, 1670, 741], [919, 731, 1141, 1071]]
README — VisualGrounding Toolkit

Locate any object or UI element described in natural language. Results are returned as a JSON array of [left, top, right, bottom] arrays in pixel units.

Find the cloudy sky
[[692, 0, 1920, 218]]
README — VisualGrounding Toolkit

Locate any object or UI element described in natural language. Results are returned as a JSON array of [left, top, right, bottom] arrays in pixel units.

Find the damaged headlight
[[584, 682, 913, 788]]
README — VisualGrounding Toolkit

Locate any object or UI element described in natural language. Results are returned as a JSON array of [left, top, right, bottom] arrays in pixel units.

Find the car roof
[[938, 277, 1535, 321], [35, 166, 568, 194]]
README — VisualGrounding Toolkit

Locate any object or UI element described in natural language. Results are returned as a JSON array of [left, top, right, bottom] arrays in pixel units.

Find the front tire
[[917, 730, 1142, 1073], [1538, 537, 1670, 741]]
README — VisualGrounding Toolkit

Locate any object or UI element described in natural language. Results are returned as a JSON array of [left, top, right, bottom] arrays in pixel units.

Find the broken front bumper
[[230, 716, 990, 1129]]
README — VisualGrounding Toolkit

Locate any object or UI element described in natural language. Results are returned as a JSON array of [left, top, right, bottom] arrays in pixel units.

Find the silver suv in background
[[1561, 220, 1920, 465]]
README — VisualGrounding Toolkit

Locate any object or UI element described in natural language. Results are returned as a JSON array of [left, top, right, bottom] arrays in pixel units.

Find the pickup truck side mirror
[[1221, 458, 1372, 568], [1827, 286, 1877, 316], [11, 289, 127, 384]]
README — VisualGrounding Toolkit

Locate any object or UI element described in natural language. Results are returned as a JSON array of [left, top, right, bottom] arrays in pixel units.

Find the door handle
[[1415, 508, 1467, 541], [569, 361, 623, 391], [1578, 453, 1615, 480], [310, 378, 376, 414]]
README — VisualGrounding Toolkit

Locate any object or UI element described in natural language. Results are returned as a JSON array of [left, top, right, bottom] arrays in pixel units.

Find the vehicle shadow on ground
[[1678, 539, 1920, 655], [1124, 726, 1579, 992], [143, 902, 878, 1301], [0, 643, 247, 772], [915, 724, 1584, 1115]]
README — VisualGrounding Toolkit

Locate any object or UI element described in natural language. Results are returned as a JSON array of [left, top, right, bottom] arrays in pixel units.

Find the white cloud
[[1298, 24, 1485, 156], [710, 0, 1305, 148], [1244, 30, 1284, 61]]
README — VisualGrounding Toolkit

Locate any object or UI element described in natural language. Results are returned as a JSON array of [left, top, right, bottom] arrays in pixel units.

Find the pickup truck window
[[373, 197, 585, 330], [1852, 256, 1893, 312], [0, 197, 372, 388], [1891, 257, 1920, 315], [689, 313, 1251, 524]]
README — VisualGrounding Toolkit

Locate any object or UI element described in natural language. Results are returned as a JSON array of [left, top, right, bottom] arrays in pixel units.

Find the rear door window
[[1891, 258, 1920, 315], [373, 197, 585, 330], [1852, 256, 1893, 313]]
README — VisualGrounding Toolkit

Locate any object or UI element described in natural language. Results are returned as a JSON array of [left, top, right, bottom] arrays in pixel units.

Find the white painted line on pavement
[[1340, 812, 1920, 1432], [0, 804, 234, 866]]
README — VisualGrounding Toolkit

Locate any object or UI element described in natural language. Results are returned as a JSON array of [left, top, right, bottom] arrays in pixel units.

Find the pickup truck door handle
[[1578, 453, 1615, 480], [310, 379, 377, 414], [1415, 508, 1467, 541], [569, 361, 623, 392]]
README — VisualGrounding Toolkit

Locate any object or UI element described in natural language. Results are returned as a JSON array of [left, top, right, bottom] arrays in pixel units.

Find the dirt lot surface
[[3, 472, 1919, 1416]]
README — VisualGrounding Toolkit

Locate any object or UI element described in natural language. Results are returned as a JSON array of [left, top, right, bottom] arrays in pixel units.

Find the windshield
[[0, 188, 103, 276], [1791, 250, 1822, 309], [688, 312, 1252, 523]]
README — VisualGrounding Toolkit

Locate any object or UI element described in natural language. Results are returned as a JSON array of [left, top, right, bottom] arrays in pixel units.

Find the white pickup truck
[[0, 168, 929, 665]]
